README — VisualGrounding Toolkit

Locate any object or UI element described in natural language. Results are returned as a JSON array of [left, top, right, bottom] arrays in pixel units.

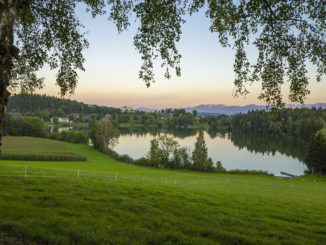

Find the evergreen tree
[[306, 132, 326, 174], [192, 130, 209, 171]]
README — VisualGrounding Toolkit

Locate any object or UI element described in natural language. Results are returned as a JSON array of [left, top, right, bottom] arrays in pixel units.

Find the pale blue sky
[[37, 4, 326, 108]]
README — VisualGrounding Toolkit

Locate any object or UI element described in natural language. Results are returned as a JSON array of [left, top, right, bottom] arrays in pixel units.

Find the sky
[[36, 4, 326, 109]]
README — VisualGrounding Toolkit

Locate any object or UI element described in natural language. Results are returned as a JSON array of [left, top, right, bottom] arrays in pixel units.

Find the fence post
[[143, 176, 145, 184], [115, 172, 118, 181], [77, 169, 80, 178], [174, 180, 176, 185], [25, 165, 27, 180]]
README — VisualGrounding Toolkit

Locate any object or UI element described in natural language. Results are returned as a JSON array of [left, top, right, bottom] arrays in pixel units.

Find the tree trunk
[[0, 0, 20, 153]]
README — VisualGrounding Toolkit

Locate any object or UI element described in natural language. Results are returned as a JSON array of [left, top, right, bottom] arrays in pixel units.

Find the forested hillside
[[7, 94, 121, 117], [231, 109, 326, 141]]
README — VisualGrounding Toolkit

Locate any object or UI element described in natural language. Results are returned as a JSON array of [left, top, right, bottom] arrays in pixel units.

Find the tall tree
[[90, 119, 119, 152], [147, 138, 161, 167], [1, 0, 326, 151], [306, 131, 326, 175], [157, 135, 179, 167], [192, 130, 208, 171]]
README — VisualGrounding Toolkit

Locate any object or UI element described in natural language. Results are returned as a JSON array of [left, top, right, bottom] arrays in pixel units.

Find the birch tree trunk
[[0, 0, 20, 153]]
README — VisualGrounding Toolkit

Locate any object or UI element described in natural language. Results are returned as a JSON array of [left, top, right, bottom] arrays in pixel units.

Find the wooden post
[[24, 165, 26, 180], [77, 169, 80, 178]]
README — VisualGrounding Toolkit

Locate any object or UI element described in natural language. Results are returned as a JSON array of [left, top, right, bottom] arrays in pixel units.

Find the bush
[[105, 148, 119, 159], [215, 161, 226, 172], [134, 157, 148, 166], [227, 169, 274, 176], [6, 115, 47, 137], [117, 154, 134, 164], [48, 131, 89, 144]]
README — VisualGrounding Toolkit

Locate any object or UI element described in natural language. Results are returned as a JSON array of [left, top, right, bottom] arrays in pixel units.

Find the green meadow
[[0, 137, 86, 161], [0, 137, 325, 244]]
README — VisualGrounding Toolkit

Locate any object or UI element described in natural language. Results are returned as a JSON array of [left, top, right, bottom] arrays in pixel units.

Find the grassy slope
[[1, 136, 85, 161], [2, 136, 77, 156], [0, 139, 325, 244]]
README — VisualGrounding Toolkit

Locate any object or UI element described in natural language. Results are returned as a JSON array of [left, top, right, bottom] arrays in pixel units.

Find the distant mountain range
[[184, 104, 267, 116], [186, 103, 326, 115], [137, 103, 326, 116]]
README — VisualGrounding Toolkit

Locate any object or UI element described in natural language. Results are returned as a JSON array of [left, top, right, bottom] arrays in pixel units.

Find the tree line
[[305, 130, 326, 175], [4, 113, 88, 144], [230, 108, 326, 141], [7, 94, 121, 120], [91, 122, 225, 173]]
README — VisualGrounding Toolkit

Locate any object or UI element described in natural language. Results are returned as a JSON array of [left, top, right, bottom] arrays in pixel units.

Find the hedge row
[[0, 153, 87, 162], [227, 169, 274, 176]]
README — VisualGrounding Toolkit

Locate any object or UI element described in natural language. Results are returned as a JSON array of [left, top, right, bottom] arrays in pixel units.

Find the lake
[[114, 130, 308, 176]]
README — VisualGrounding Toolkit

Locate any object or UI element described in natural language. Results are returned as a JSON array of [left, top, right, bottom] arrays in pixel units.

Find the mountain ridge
[[137, 103, 326, 115]]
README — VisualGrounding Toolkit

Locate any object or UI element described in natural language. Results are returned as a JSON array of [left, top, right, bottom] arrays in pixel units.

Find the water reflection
[[229, 133, 308, 164], [116, 128, 308, 176], [119, 127, 198, 138]]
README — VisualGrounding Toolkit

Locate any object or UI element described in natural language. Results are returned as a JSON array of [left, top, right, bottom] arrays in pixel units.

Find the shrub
[[216, 161, 226, 172], [105, 148, 119, 159], [48, 131, 88, 144], [134, 157, 149, 166], [227, 169, 274, 176], [117, 154, 134, 164]]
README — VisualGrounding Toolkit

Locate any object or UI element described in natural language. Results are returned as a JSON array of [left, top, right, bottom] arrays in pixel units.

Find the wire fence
[[0, 164, 228, 186], [0, 164, 324, 184]]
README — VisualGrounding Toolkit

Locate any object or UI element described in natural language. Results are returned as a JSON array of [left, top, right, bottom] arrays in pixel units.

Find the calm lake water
[[114, 130, 308, 176]]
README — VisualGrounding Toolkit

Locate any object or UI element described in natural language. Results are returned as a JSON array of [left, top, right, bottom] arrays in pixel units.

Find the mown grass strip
[[0, 153, 86, 161]]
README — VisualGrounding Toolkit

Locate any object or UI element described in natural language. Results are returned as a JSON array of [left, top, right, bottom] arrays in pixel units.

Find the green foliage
[[147, 138, 161, 167], [231, 108, 325, 141], [90, 120, 119, 152], [133, 157, 149, 166], [48, 131, 89, 144], [203, 115, 231, 132], [306, 131, 326, 174], [147, 136, 194, 170], [10, 1, 325, 106], [226, 169, 274, 177], [7, 94, 121, 120], [4, 114, 46, 137], [105, 148, 120, 159], [52, 116, 58, 124], [117, 154, 134, 164], [192, 130, 209, 171], [216, 160, 226, 172], [147, 135, 179, 168], [179, 147, 192, 170], [157, 135, 179, 166]]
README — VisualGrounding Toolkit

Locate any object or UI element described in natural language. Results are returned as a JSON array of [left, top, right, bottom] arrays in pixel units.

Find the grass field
[[0, 137, 326, 244], [1, 137, 86, 161]]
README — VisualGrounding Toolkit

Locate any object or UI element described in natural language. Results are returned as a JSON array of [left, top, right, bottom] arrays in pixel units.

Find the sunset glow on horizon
[[34, 4, 326, 109]]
